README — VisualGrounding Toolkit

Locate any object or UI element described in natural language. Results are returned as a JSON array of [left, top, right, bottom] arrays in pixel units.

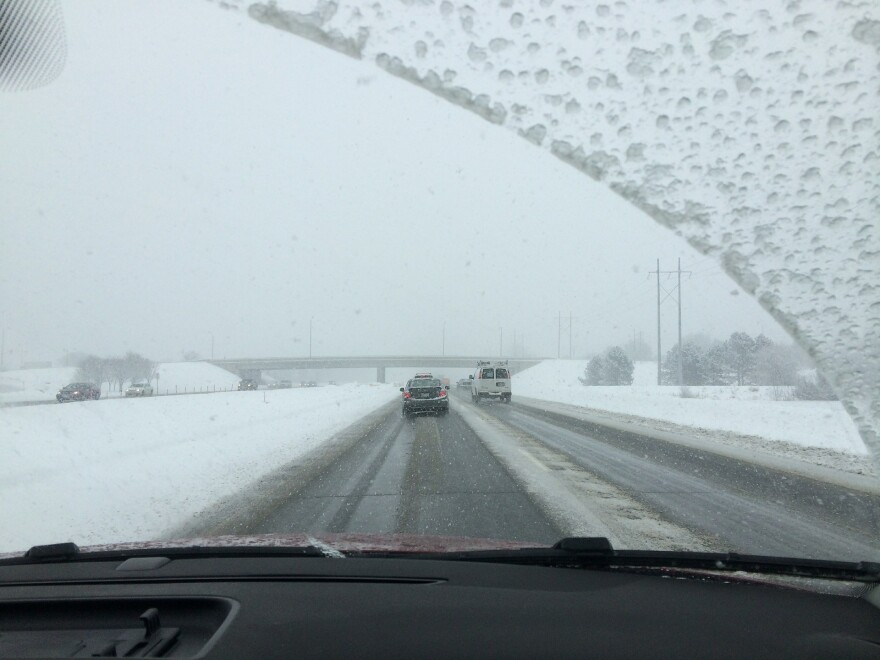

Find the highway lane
[[248, 405, 562, 543], [199, 389, 878, 562], [468, 395, 880, 562]]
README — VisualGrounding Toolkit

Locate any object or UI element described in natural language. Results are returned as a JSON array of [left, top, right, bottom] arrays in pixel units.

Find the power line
[[649, 259, 692, 386]]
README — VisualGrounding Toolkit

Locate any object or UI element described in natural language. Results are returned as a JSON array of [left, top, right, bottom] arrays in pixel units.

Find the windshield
[[410, 379, 441, 388], [0, 0, 877, 566]]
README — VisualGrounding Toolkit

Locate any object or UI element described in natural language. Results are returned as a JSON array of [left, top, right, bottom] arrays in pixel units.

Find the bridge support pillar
[[377, 366, 386, 383]]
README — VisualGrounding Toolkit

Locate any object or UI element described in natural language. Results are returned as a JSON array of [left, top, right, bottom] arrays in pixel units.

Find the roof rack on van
[[476, 360, 509, 366]]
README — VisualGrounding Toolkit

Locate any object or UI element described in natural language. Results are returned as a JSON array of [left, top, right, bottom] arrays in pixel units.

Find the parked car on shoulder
[[238, 379, 258, 391], [125, 380, 153, 397], [471, 360, 512, 404], [401, 377, 449, 417], [56, 382, 101, 402]]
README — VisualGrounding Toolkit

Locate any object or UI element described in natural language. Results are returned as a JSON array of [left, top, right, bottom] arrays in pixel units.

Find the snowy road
[[473, 397, 879, 561], [185, 391, 879, 562]]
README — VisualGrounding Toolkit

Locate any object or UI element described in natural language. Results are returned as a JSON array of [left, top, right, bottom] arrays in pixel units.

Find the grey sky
[[0, 0, 789, 367]]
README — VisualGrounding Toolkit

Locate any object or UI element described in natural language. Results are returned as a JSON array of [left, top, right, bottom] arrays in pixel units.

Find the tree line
[[582, 332, 835, 399], [75, 353, 157, 392]]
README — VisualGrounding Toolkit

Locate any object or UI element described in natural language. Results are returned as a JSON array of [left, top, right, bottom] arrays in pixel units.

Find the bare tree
[[76, 355, 106, 386]]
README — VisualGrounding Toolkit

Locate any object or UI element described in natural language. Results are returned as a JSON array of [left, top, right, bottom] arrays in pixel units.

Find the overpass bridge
[[207, 356, 549, 383]]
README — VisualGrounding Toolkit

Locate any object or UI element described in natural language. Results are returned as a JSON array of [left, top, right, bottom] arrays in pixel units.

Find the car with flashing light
[[401, 377, 449, 416], [238, 379, 259, 391]]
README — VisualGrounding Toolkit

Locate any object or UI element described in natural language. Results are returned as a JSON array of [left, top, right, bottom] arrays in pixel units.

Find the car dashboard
[[1, 553, 879, 658]]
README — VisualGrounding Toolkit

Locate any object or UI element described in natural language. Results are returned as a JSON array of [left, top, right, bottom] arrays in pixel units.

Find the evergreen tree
[[726, 332, 757, 385], [604, 346, 635, 385]]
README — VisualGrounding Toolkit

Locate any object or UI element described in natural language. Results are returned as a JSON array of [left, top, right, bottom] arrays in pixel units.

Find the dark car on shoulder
[[56, 382, 101, 402], [401, 377, 449, 417]]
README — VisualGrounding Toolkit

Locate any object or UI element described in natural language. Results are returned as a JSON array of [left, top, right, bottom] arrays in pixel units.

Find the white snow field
[[0, 384, 397, 552], [0, 367, 79, 404], [0, 362, 243, 404], [514, 361, 868, 459]]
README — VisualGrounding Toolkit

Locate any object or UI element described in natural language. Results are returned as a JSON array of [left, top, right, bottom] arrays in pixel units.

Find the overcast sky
[[0, 0, 791, 367]]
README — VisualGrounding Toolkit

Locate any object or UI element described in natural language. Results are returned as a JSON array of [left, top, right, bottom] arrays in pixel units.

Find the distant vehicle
[[56, 382, 101, 402], [401, 377, 449, 417], [308, 381, 319, 387], [471, 361, 512, 404], [328, 380, 337, 386], [267, 380, 293, 390], [238, 379, 258, 391], [457, 378, 471, 389], [125, 380, 153, 397]]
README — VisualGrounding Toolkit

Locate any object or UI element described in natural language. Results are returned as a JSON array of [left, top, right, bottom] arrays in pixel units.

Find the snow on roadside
[[0, 367, 78, 403], [153, 362, 241, 394], [0, 362, 242, 403], [514, 360, 868, 457], [0, 384, 397, 552]]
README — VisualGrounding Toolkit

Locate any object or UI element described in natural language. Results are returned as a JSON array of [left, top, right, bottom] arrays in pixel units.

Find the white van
[[470, 361, 512, 404]]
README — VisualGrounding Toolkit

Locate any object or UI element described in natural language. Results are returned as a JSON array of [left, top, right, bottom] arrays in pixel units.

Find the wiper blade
[[0, 541, 329, 566], [364, 537, 880, 582]]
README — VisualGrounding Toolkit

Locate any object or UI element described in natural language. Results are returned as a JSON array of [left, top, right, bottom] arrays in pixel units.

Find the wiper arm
[[0, 541, 329, 566], [369, 537, 880, 583]]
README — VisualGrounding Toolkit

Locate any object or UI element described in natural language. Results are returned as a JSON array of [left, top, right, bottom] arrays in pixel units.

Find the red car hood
[[2, 533, 544, 559]]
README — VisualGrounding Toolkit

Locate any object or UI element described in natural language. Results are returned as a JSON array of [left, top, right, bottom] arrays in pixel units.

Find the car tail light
[[404, 392, 412, 399], [439, 390, 447, 397]]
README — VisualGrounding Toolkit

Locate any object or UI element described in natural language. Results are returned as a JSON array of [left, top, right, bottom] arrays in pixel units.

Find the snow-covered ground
[[514, 361, 868, 457], [0, 367, 79, 403], [153, 362, 241, 395], [0, 362, 242, 404], [0, 384, 397, 552]]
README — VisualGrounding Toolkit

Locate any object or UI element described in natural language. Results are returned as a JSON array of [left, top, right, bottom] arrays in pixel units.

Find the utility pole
[[650, 259, 691, 386], [557, 312, 561, 359], [655, 258, 661, 385], [569, 312, 573, 359], [677, 258, 683, 387]]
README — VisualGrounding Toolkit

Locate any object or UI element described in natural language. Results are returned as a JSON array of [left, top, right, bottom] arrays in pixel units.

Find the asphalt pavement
[[474, 396, 880, 562], [209, 390, 878, 562], [249, 404, 562, 544]]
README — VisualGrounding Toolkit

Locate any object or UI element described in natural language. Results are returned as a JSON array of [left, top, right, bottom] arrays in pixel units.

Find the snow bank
[[153, 362, 241, 394], [0, 367, 78, 403], [0, 384, 397, 552], [0, 362, 242, 403], [515, 360, 867, 455]]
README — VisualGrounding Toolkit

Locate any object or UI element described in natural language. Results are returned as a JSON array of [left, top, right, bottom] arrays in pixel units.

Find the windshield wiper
[[361, 537, 880, 583], [0, 541, 328, 566]]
